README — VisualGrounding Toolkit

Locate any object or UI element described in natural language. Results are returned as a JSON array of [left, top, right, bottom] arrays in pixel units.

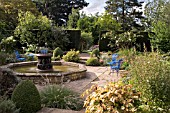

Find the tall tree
[[34, 0, 88, 26], [105, 0, 144, 31], [0, 0, 39, 37], [67, 8, 80, 29], [145, 0, 170, 52]]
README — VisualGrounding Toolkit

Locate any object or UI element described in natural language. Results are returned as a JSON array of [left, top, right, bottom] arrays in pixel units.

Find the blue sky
[[81, 0, 146, 15]]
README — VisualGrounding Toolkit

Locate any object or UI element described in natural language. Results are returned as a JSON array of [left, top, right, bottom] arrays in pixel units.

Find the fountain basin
[[1, 61, 87, 84]]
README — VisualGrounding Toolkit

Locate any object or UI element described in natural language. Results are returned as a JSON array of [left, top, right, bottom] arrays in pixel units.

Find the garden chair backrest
[[14, 50, 21, 58], [112, 53, 118, 61], [40, 49, 48, 54]]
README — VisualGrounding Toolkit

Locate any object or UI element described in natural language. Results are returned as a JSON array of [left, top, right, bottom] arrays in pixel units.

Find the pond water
[[12, 65, 79, 73]]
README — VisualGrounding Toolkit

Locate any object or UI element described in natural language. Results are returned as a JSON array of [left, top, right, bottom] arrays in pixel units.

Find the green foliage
[[80, 32, 93, 51], [82, 82, 141, 113], [34, 0, 88, 26], [40, 85, 84, 110], [0, 96, 20, 113], [129, 53, 170, 112], [14, 11, 52, 47], [105, 0, 145, 31], [51, 27, 70, 50], [86, 57, 100, 66], [120, 61, 129, 70], [63, 50, 80, 62], [53, 47, 63, 58], [146, 1, 170, 53], [0, 52, 16, 65], [0, 36, 16, 53], [0, 0, 39, 36], [67, 8, 80, 29], [0, 69, 19, 97], [11, 80, 41, 113], [90, 48, 100, 59]]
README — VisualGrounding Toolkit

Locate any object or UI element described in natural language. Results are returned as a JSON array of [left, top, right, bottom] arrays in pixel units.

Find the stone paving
[[37, 53, 123, 113]]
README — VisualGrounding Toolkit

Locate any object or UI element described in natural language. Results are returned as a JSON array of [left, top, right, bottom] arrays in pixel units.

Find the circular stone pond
[[1, 61, 87, 84]]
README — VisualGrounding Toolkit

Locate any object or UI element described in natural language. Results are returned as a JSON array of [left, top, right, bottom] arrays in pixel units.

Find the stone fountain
[[0, 49, 87, 84]]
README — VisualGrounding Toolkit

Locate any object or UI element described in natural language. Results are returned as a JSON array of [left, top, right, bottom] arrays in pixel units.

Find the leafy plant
[[40, 85, 84, 110], [86, 57, 100, 66], [80, 32, 93, 51], [63, 50, 80, 62], [0, 96, 20, 113], [11, 80, 41, 113], [129, 52, 170, 112], [82, 81, 141, 113], [120, 61, 129, 70], [90, 48, 100, 59], [53, 47, 63, 59], [0, 69, 19, 97]]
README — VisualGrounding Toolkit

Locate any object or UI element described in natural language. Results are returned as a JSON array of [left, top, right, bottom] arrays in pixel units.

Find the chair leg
[[116, 70, 119, 76]]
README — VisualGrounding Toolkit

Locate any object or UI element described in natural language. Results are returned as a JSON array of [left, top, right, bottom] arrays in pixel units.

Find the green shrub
[[129, 53, 170, 112], [0, 69, 19, 97], [53, 47, 63, 57], [0, 96, 20, 113], [80, 32, 93, 50], [82, 81, 141, 113], [0, 52, 16, 65], [11, 80, 41, 113], [120, 61, 129, 70], [53, 47, 63, 60], [40, 85, 83, 110], [63, 50, 80, 62], [90, 48, 100, 59], [86, 57, 100, 66]]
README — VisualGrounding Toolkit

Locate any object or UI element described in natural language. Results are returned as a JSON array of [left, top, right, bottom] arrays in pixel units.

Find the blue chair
[[40, 49, 48, 54], [14, 50, 26, 61], [108, 58, 123, 76], [107, 53, 118, 65]]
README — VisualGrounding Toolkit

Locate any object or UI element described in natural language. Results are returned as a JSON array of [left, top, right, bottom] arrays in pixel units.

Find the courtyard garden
[[1, 0, 170, 113]]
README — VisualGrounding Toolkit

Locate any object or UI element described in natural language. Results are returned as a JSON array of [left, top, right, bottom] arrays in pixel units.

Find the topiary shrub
[[62, 50, 80, 62], [11, 80, 41, 113], [0, 96, 20, 113], [40, 85, 84, 110], [53, 47, 63, 59], [82, 81, 141, 113], [86, 57, 100, 66], [90, 48, 100, 59]]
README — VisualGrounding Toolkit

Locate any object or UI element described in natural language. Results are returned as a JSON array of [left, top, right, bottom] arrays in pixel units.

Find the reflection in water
[[12, 65, 79, 73]]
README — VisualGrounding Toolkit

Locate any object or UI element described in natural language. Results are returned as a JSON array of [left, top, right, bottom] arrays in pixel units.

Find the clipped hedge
[[11, 80, 41, 113]]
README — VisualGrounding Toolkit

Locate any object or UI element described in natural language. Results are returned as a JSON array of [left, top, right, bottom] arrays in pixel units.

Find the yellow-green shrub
[[82, 82, 141, 113], [63, 50, 80, 62], [86, 57, 100, 66]]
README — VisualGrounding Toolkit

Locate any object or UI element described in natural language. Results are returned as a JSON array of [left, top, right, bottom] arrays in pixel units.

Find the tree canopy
[[105, 0, 145, 31], [34, 0, 88, 26]]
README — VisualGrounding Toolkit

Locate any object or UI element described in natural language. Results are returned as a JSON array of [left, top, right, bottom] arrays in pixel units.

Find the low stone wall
[[0, 61, 87, 84]]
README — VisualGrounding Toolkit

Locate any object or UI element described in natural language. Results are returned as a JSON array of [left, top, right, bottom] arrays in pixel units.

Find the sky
[[81, 0, 107, 15], [81, 0, 146, 15]]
